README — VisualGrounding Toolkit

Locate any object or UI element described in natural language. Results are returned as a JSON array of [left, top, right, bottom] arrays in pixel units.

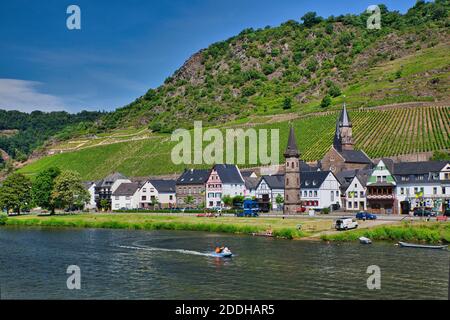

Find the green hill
[[18, 106, 450, 180], [97, 1, 449, 132], [10, 1, 450, 179]]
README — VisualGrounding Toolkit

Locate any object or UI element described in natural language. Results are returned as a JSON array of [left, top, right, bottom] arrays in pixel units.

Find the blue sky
[[0, 0, 418, 113]]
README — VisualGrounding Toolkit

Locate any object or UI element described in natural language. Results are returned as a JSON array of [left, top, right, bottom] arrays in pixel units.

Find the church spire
[[284, 125, 300, 158], [335, 102, 354, 151]]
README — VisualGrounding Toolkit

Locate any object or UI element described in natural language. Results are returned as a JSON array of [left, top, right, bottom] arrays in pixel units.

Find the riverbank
[[2, 213, 449, 243], [321, 222, 450, 244]]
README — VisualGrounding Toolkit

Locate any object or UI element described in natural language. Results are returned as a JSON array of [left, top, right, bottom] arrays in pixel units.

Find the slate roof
[[336, 169, 372, 192], [338, 103, 352, 127], [301, 171, 333, 189], [112, 182, 140, 196], [393, 161, 447, 175], [393, 161, 448, 185], [149, 180, 176, 193], [176, 169, 211, 185], [241, 171, 255, 179], [284, 126, 300, 158], [214, 164, 244, 184], [261, 175, 285, 190], [98, 172, 128, 187], [340, 150, 372, 164], [244, 177, 260, 190]]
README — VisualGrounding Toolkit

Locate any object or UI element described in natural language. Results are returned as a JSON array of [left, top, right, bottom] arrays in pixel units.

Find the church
[[320, 104, 372, 173]]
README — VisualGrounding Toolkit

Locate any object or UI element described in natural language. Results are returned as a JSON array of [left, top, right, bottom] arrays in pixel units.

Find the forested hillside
[[0, 110, 104, 161], [100, 0, 449, 132]]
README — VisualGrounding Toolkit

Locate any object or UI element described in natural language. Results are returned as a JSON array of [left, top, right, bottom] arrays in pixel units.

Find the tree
[[320, 95, 332, 108], [31, 167, 61, 214], [0, 173, 32, 215], [52, 170, 89, 211], [99, 199, 110, 212], [431, 150, 450, 161], [283, 97, 292, 110], [301, 12, 323, 28], [185, 195, 195, 208], [151, 196, 160, 209], [222, 195, 233, 207], [275, 194, 284, 211]]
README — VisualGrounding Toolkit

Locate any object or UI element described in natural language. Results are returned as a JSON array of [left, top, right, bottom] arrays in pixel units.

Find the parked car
[[355, 211, 377, 220], [296, 207, 306, 213], [335, 218, 358, 231], [413, 208, 436, 217]]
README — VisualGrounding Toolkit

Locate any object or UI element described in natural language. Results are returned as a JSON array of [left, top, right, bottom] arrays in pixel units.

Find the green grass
[[321, 222, 450, 244], [3, 213, 320, 239], [19, 106, 450, 180]]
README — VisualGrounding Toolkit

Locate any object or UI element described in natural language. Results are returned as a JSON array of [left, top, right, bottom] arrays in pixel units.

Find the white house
[[111, 182, 141, 210], [255, 175, 284, 210], [300, 171, 341, 210], [138, 180, 176, 209], [345, 175, 368, 211], [83, 182, 97, 210], [394, 161, 449, 213], [244, 176, 259, 198], [205, 164, 245, 208]]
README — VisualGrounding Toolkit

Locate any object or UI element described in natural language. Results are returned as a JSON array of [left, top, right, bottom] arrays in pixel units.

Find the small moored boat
[[359, 237, 372, 244], [398, 242, 448, 250]]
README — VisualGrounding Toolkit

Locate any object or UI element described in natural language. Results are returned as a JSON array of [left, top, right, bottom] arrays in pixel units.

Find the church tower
[[333, 103, 354, 151], [284, 126, 302, 215]]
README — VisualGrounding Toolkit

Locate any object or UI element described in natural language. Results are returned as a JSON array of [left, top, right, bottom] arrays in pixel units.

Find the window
[[286, 194, 289, 201], [142, 188, 147, 192], [169, 195, 173, 200], [286, 178, 289, 186], [377, 176, 381, 182], [445, 173, 449, 180], [355, 184, 357, 188], [443, 187, 446, 194], [115, 196, 119, 200], [150, 188, 155, 192], [382, 176, 386, 182], [400, 188, 404, 195], [309, 191, 312, 197], [142, 196, 146, 201], [360, 191, 364, 198], [354, 202, 358, 209], [348, 201, 352, 208], [314, 191, 317, 197], [433, 187, 437, 195], [209, 201, 213, 206], [303, 191, 307, 197], [336, 191, 339, 197]]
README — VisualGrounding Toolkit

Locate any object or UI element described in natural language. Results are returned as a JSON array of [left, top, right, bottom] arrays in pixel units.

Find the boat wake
[[119, 245, 214, 257]]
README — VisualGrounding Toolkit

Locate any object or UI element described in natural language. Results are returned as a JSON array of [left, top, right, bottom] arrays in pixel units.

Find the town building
[[83, 181, 97, 210], [393, 161, 449, 213], [366, 159, 397, 214], [94, 172, 130, 209], [138, 179, 176, 209], [255, 175, 285, 210], [205, 164, 245, 208], [336, 169, 371, 211], [283, 126, 302, 214], [321, 104, 372, 173], [300, 171, 341, 210], [111, 182, 141, 210], [243, 176, 260, 198], [176, 169, 210, 208]]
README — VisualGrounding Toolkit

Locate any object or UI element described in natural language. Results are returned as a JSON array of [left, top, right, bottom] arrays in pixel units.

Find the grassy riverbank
[[3, 213, 449, 243], [3, 213, 335, 239], [321, 222, 450, 244]]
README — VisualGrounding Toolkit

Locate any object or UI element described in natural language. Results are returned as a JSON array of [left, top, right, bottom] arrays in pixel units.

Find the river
[[0, 227, 448, 299]]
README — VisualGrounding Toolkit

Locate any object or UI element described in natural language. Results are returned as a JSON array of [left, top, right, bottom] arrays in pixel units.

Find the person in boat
[[222, 247, 231, 254], [215, 246, 225, 253]]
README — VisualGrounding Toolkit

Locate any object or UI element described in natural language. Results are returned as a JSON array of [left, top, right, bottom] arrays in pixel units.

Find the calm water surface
[[0, 227, 448, 299]]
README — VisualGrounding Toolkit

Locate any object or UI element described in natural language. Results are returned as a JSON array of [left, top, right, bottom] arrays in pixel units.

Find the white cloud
[[0, 79, 66, 112]]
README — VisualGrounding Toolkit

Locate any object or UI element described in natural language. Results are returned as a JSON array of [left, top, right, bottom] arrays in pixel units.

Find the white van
[[335, 218, 358, 231]]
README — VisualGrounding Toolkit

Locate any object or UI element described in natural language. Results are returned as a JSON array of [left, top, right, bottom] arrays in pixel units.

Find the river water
[[0, 227, 448, 299]]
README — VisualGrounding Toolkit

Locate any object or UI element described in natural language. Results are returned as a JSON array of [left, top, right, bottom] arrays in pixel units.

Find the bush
[[0, 213, 8, 225], [320, 95, 332, 108]]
